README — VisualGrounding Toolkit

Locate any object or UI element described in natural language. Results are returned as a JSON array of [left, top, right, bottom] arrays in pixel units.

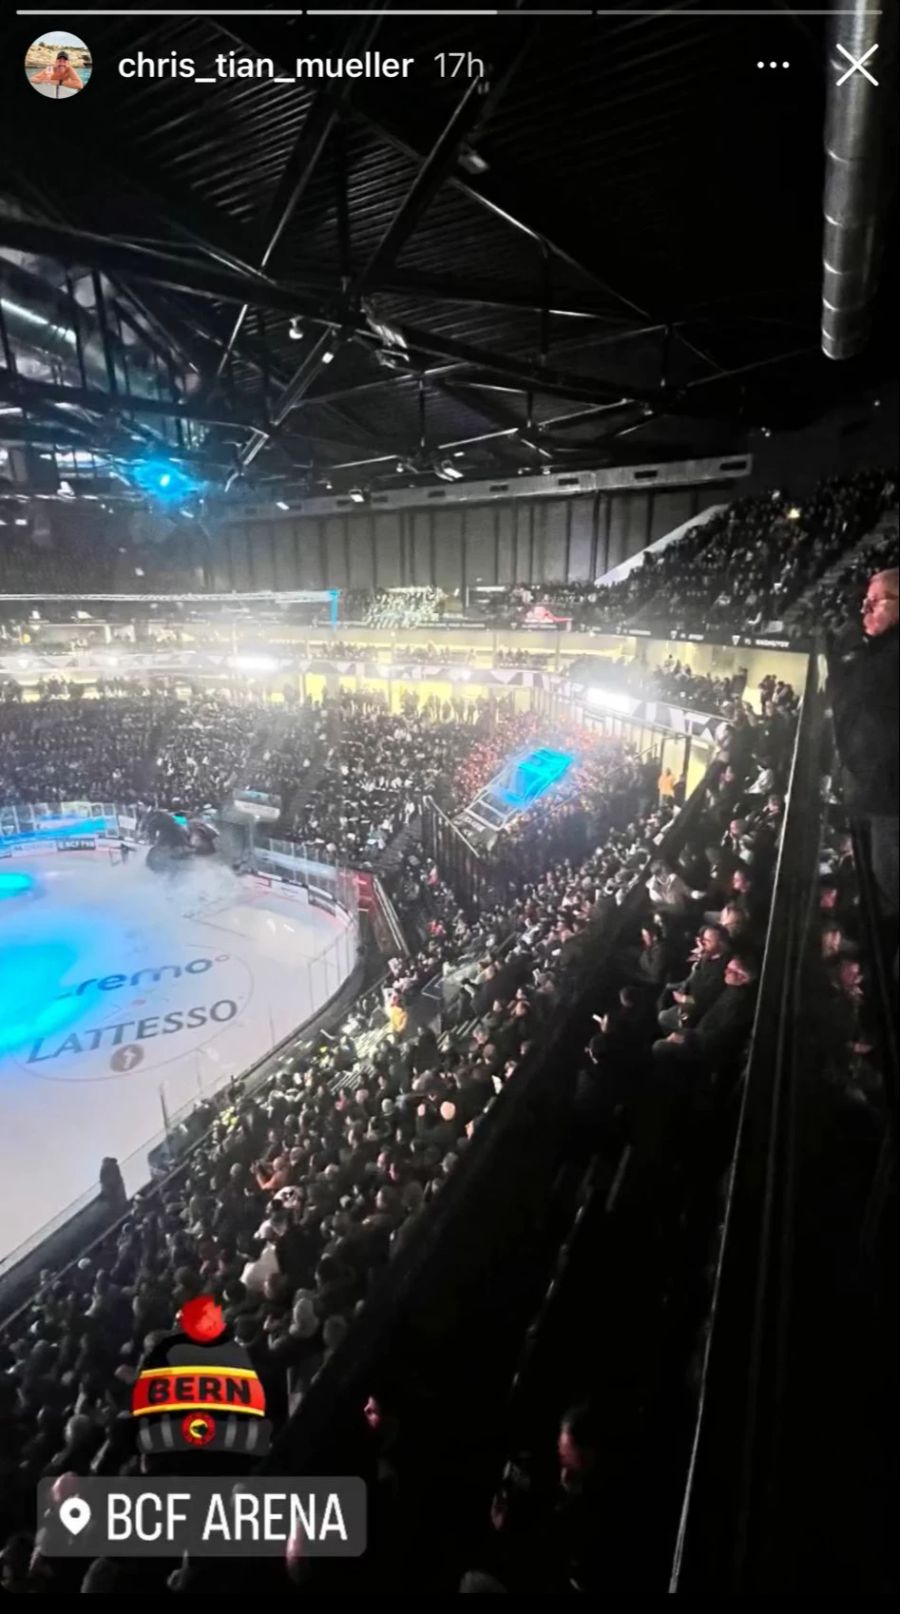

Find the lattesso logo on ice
[[55, 956, 218, 1000], [21, 951, 253, 1077]]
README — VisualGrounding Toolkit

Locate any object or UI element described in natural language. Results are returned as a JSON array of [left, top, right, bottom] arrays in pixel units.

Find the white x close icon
[[835, 41, 879, 87]]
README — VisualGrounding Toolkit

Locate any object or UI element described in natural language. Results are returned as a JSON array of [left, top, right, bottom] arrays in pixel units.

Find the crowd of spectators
[[362, 588, 445, 630], [789, 514, 899, 637], [577, 652, 800, 720], [0, 529, 892, 1589], [0, 697, 168, 806], [585, 470, 896, 634], [450, 750, 809, 1594], [324, 470, 894, 643], [261, 695, 491, 864], [318, 639, 473, 665], [0, 672, 800, 1592], [0, 712, 671, 1583], [150, 697, 269, 813], [808, 825, 884, 1104]]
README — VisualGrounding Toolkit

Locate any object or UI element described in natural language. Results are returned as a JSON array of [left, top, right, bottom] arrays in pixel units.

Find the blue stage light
[[0, 940, 87, 1057], [0, 871, 34, 900], [495, 747, 574, 811], [129, 460, 203, 503]]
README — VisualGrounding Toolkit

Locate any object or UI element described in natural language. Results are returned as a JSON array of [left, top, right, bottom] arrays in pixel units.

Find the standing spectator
[[98, 1158, 126, 1215], [658, 765, 677, 808], [829, 567, 899, 920]]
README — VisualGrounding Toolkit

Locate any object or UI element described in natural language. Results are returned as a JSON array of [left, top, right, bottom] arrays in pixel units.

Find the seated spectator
[[652, 952, 760, 1073], [656, 923, 730, 1033]]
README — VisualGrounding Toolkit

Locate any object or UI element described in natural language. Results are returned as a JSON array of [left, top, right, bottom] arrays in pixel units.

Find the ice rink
[[0, 851, 356, 1266]]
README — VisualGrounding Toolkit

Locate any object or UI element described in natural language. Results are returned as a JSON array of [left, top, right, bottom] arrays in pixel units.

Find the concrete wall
[[211, 482, 734, 596]]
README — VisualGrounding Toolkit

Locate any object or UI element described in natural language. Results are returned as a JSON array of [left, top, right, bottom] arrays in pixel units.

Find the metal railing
[[670, 646, 897, 1594]]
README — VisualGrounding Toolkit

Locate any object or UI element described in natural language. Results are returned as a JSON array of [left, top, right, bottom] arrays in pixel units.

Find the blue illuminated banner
[[491, 747, 574, 812]]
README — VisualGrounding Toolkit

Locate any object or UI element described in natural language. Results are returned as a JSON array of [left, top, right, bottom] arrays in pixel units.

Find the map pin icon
[[59, 1497, 92, 1536]]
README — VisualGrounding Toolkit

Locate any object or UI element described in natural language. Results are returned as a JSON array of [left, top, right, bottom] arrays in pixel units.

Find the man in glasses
[[831, 567, 899, 922]]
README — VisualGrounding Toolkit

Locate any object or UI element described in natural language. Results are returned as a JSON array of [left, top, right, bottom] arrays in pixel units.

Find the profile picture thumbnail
[[25, 31, 91, 99]]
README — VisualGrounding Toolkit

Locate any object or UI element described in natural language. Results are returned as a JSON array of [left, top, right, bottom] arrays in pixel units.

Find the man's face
[[558, 1427, 595, 1491], [839, 959, 863, 996], [700, 928, 722, 957], [725, 957, 751, 987], [861, 575, 900, 638]]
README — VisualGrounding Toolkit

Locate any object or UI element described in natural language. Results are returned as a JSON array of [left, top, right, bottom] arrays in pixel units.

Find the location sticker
[[59, 1497, 92, 1536]]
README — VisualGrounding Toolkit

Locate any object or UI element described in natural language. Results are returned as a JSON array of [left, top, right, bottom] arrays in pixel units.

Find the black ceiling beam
[[360, 82, 493, 296], [288, 363, 466, 410], [431, 379, 550, 460], [2, 185, 645, 332], [9, 129, 269, 290], [238, 74, 496, 470], [288, 264, 629, 318], [536, 401, 637, 432], [213, 11, 384, 383], [0, 218, 713, 426], [351, 104, 647, 320], [0, 371, 261, 433], [378, 320, 662, 407], [215, 14, 643, 318], [0, 374, 395, 467], [684, 343, 820, 393], [285, 313, 662, 413], [434, 380, 644, 457], [0, 216, 315, 319], [7, 137, 300, 391]]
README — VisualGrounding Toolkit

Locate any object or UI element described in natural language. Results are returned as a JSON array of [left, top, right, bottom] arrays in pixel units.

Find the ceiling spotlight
[[349, 488, 365, 503], [289, 317, 304, 341], [459, 144, 490, 176], [276, 499, 290, 511], [321, 350, 335, 365], [435, 460, 464, 482]]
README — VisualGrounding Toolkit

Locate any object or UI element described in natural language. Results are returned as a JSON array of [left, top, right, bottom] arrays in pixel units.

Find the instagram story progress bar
[[12, 9, 890, 14], [10, 8, 890, 14]]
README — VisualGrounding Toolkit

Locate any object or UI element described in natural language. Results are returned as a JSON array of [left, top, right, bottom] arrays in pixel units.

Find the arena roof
[[1, 3, 896, 499]]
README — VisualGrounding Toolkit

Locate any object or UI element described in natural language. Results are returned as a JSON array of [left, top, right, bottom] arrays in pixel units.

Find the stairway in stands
[[370, 820, 420, 884], [782, 506, 900, 629]]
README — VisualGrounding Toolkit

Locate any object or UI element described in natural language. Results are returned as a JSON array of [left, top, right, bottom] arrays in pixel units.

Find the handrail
[[849, 814, 899, 1132], [422, 792, 483, 861], [669, 647, 831, 1593], [372, 873, 410, 958]]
